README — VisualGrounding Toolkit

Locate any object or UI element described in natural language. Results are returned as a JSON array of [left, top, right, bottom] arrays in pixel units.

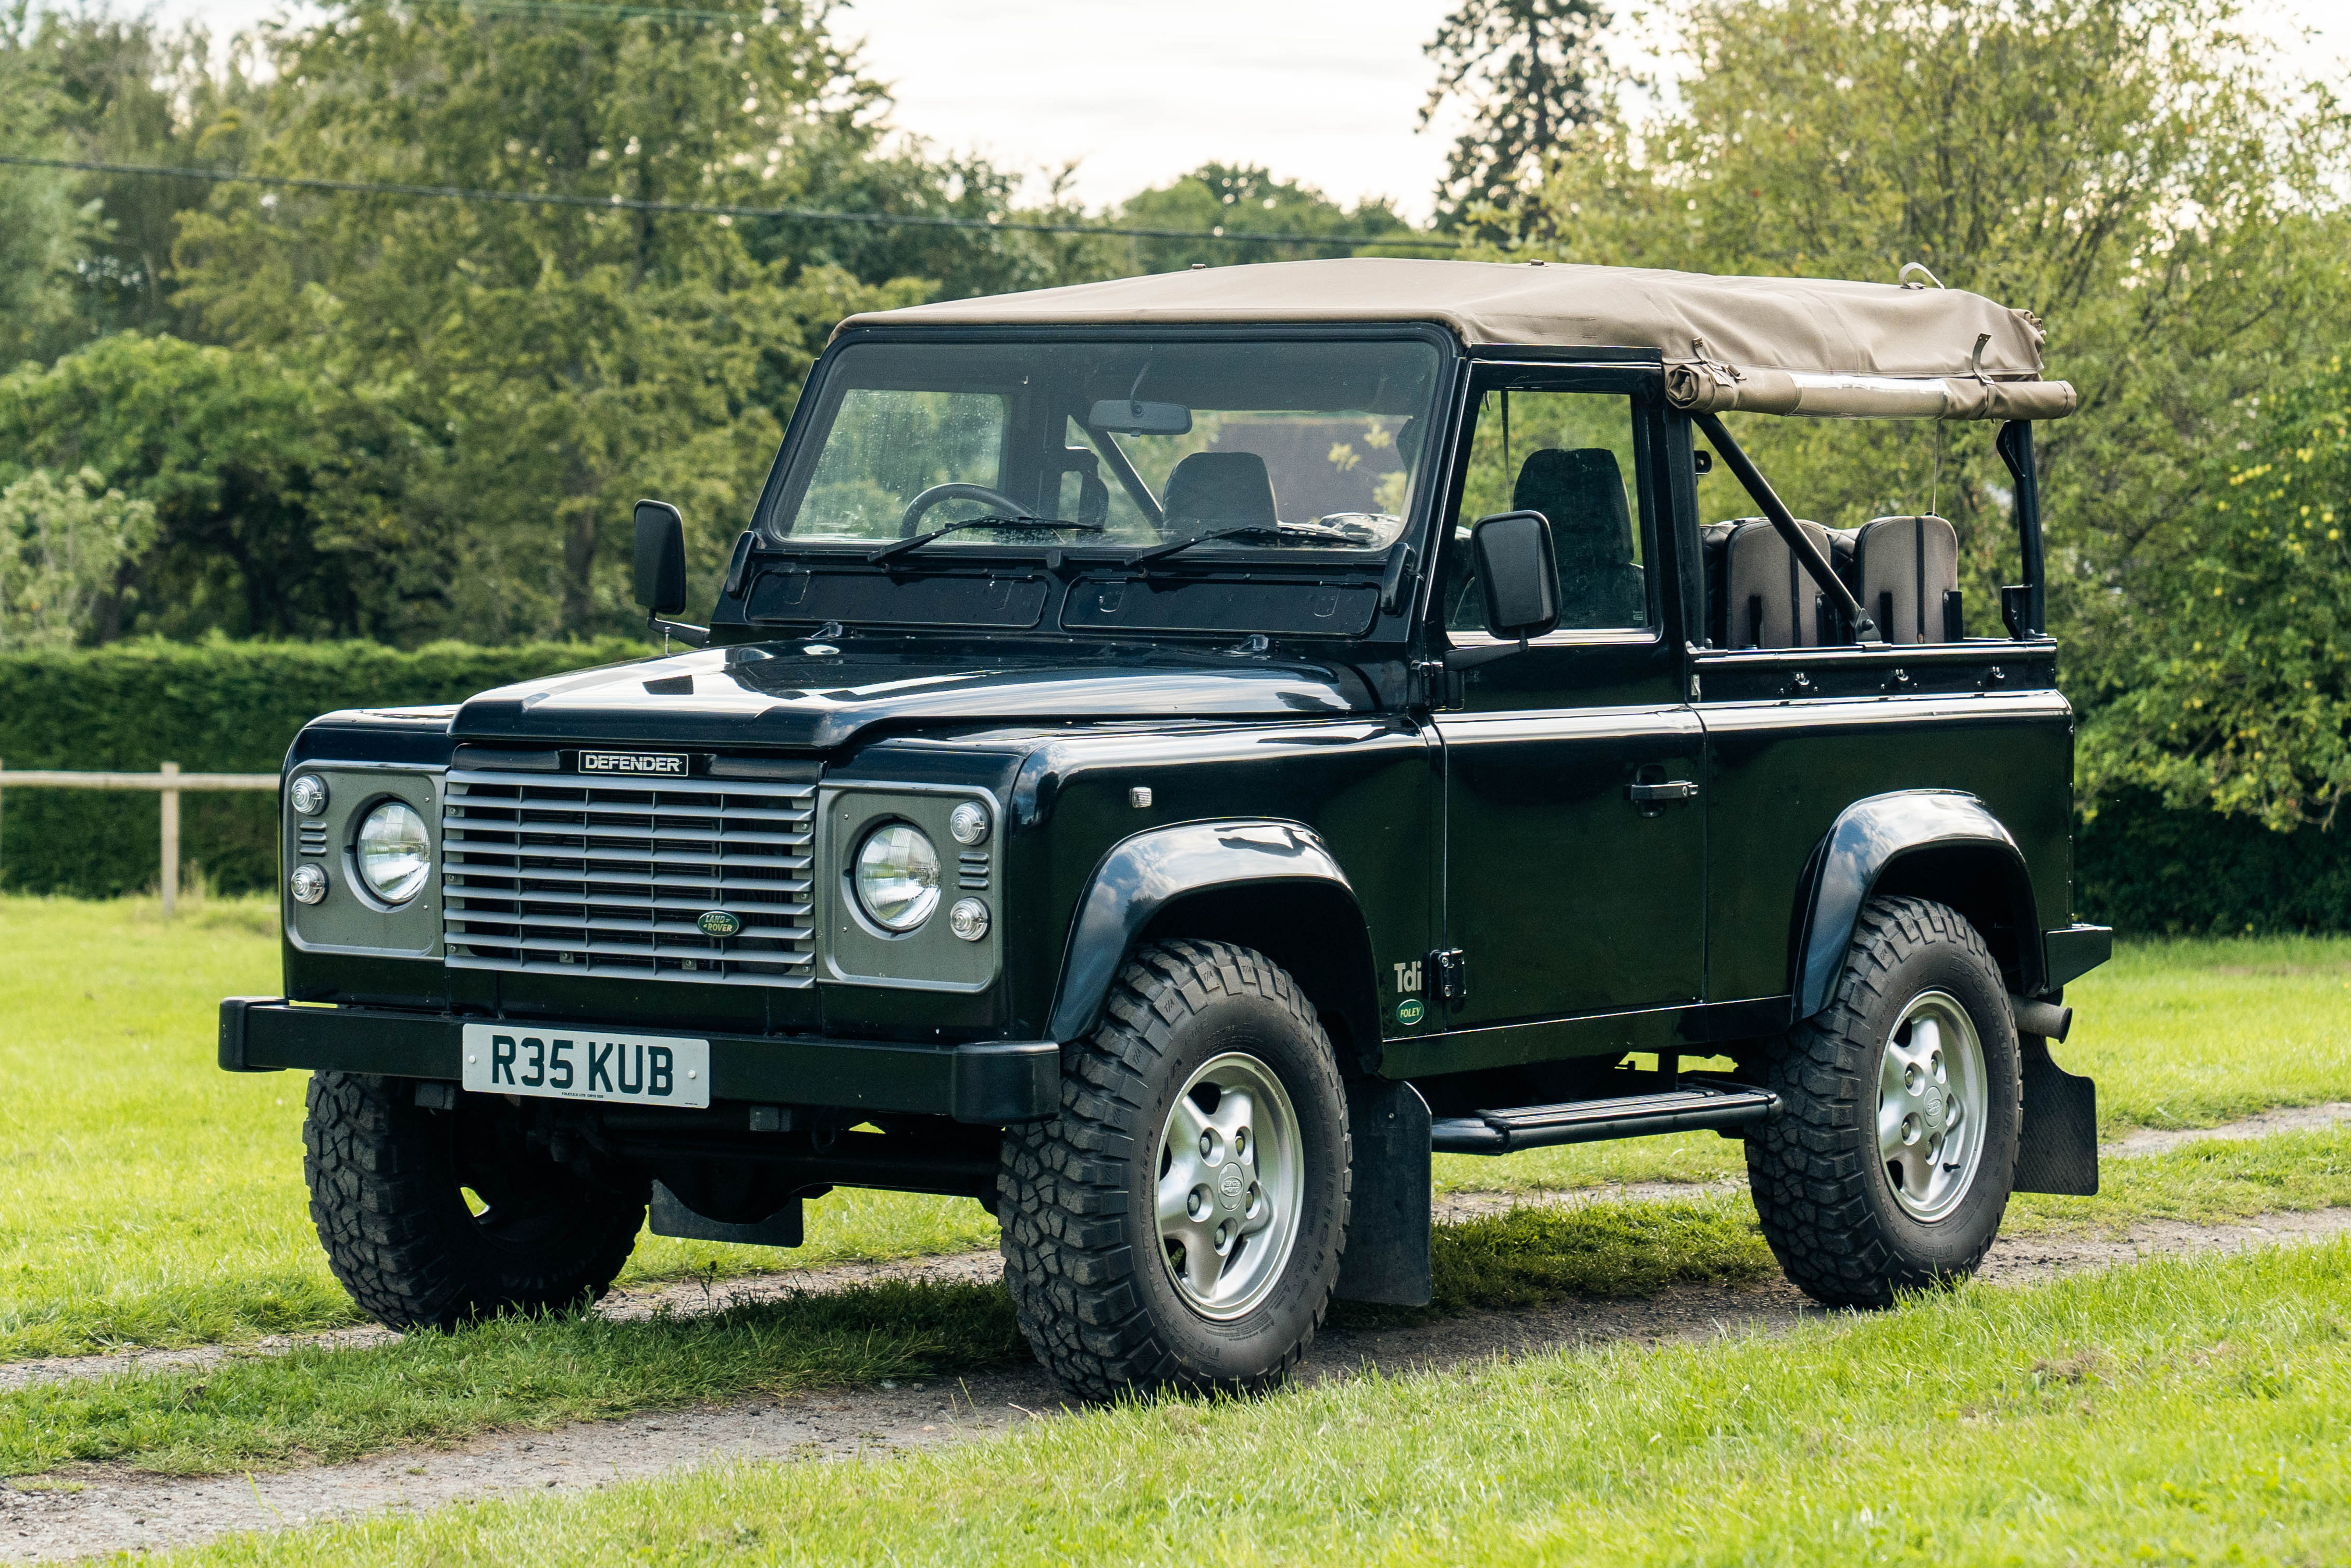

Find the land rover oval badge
[[697, 910, 741, 937]]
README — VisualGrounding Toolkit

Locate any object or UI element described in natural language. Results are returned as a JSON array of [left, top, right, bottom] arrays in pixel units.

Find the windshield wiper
[[867, 515, 1104, 565], [1129, 520, 1364, 569]]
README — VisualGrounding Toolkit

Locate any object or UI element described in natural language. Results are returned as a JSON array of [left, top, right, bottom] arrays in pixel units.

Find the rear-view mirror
[[1472, 510, 1560, 642], [632, 499, 689, 617], [1087, 398, 1193, 436]]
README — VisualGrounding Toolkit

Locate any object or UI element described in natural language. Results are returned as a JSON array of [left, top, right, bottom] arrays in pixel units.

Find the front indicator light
[[289, 863, 328, 905], [355, 800, 431, 904], [948, 898, 991, 942], [855, 823, 941, 931]]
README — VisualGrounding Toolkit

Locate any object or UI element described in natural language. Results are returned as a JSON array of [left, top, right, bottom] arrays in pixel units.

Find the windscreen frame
[[753, 322, 1465, 562]]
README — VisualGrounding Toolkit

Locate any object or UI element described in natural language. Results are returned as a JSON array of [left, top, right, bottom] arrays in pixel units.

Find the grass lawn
[[162, 1237, 2351, 1566], [5, 893, 2347, 1360], [0, 1202, 1774, 1478], [13, 1128, 2351, 1481], [1439, 930, 2351, 1195], [0, 896, 992, 1360]]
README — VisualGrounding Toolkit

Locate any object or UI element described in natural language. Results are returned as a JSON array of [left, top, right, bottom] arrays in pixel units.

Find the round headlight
[[855, 822, 940, 931], [290, 775, 329, 817], [948, 800, 991, 846], [289, 863, 328, 905], [948, 897, 991, 942], [355, 800, 431, 904]]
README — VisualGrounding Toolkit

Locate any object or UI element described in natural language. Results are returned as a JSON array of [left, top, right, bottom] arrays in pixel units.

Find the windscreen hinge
[[1409, 659, 1465, 712]]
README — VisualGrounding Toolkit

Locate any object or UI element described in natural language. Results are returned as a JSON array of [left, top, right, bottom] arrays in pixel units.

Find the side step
[[1430, 1083, 1779, 1155]]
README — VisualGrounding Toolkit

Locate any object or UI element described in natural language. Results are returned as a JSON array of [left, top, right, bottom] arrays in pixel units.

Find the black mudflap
[[1334, 1079, 1432, 1306], [2013, 1034, 2099, 1196]]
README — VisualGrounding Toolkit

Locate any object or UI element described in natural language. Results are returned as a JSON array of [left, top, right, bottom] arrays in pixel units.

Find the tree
[[1505, 0, 2351, 707], [2079, 355, 2351, 831], [171, 0, 930, 638], [0, 466, 156, 649], [1113, 163, 1432, 275], [1421, 0, 1613, 232], [0, 2, 80, 366], [0, 333, 426, 641]]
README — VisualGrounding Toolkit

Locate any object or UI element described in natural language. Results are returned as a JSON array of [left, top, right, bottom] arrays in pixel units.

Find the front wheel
[[1746, 896, 2022, 1308], [997, 940, 1351, 1399], [304, 1072, 647, 1332]]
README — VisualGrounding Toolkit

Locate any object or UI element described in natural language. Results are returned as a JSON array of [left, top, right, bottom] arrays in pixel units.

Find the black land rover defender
[[222, 257, 2111, 1398]]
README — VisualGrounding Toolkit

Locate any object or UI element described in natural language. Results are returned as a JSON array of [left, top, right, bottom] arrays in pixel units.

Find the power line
[[0, 154, 1445, 250]]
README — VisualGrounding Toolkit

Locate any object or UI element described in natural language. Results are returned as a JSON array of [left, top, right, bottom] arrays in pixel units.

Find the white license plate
[[460, 1023, 711, 1108]]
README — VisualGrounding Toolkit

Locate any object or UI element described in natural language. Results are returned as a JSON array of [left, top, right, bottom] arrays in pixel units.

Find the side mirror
[[633, 499, 688, 616], [1472, 510, 1560, 641], [1441, 510, 1559, 673]]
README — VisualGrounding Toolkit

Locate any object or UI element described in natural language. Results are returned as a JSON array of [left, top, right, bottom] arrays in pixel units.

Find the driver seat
[[1163, 451, 1278, 532]]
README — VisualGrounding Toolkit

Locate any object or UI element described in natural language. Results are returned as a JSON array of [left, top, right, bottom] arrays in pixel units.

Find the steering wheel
[[899, 482, 1028, 538]]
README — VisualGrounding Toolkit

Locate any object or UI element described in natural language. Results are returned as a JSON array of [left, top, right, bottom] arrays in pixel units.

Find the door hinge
[[1430, 948, 1468, 1003]]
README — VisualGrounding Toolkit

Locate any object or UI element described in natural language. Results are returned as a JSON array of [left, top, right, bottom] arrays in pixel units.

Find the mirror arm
[[1441, 635, 1528, 672], [1692, 411, 1880, 644], [647, 611, 709, 651]]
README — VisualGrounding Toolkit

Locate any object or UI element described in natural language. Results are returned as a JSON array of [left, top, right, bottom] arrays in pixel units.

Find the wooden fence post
[[160, 761, 180, 918]]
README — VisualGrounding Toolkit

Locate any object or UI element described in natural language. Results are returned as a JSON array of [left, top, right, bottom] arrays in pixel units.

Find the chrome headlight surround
[[853, 821, 942, 932], [354, 798, 432, 906]]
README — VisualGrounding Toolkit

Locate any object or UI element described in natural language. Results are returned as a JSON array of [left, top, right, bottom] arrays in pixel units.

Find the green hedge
[[2073, 787, 2351, 937], [0, 639, 646, 897]]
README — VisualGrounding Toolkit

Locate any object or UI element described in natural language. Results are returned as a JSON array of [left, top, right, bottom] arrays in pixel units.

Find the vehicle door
[[1430, 364, 1705, 1035]]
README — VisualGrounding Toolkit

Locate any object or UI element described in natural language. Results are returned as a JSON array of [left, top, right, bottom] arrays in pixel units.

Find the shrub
[[0, 638, 642, 895]]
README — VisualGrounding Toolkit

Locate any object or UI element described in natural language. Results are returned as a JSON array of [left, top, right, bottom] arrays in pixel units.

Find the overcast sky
[[154, 0, 2351, 226]]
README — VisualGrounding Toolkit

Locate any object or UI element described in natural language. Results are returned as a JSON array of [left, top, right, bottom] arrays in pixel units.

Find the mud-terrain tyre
[[304, 1071, 647, 1332], [998, 940, 1351, 1400], [1747, 896, 2022, 1309]]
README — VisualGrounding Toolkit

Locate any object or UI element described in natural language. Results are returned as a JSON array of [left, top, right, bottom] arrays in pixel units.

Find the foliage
[[0, 2, 82, 365], [2080, 356, 2351, 830], [168, 1, 935, 641], [0, 467, 156, 649], [1111, 163, 1434, 273], [0, 334, 432, 641], [1422, 0, 1615, 233], [0, 637, 642, 895], [1508, 0, 2351, 691], [2, 7, 264, 354]]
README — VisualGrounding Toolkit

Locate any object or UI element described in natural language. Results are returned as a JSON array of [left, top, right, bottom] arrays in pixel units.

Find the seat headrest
[[1162, 451, 1278, 530], [1513, 449, 1634, 567]]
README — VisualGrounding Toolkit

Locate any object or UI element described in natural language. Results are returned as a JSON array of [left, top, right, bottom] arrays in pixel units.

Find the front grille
[[441, 767, 817, 987]]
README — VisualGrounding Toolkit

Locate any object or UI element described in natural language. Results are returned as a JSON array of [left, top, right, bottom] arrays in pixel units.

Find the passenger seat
[[1512, 448, 1645, 628], [1851, 514, 1962, 643], [1162, 451, 1279, 532], [1716, 516, 1844, 648]]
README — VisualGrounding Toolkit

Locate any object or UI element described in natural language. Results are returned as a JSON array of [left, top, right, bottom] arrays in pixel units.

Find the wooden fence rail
[[0, 762, 280, 916]]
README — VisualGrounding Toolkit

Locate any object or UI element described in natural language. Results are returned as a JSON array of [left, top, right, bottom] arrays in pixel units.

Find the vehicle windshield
[[762, 337, 1446, 557]]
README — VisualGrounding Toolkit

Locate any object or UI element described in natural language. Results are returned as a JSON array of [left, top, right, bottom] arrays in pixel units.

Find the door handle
[[1627, 780, 1700, 804]]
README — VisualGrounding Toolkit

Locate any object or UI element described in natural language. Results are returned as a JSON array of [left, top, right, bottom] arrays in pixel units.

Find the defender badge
[[697, 910, 742, 937]]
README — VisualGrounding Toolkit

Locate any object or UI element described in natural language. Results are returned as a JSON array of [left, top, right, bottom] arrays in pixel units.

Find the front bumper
[[218, 998, 1059, 1124]]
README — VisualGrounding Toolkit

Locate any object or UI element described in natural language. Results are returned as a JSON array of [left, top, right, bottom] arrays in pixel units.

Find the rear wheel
[[997, 940, 1350, 1399], [1746, 896, 2022, 1307], [304, 1072, 646, 1332]]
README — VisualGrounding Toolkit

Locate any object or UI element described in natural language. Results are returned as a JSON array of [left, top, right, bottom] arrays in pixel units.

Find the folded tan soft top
[[833, 256, 2075, 422]]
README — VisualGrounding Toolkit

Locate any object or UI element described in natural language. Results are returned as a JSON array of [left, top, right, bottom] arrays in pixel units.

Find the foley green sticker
[[1396, 997, 1426, 1026]]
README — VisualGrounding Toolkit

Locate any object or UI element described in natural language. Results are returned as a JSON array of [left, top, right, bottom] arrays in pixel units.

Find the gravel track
[[5, 1110, 2349, 1562]]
